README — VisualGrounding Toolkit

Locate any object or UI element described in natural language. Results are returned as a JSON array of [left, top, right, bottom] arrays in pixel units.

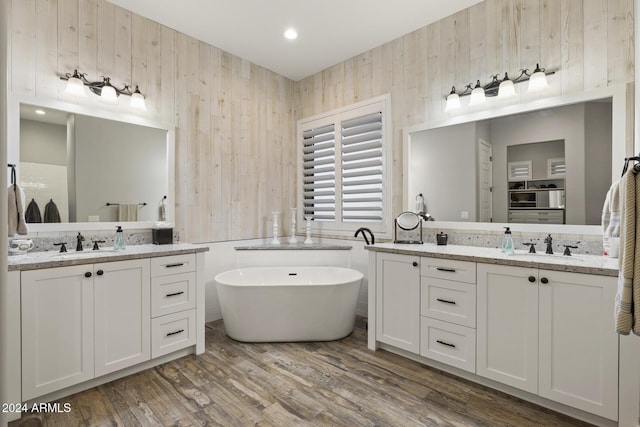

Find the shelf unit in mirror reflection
[[7, 97, 175, 232]]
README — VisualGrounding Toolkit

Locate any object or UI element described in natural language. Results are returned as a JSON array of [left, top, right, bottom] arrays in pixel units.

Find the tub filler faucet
[[355, 227, 375, 245]]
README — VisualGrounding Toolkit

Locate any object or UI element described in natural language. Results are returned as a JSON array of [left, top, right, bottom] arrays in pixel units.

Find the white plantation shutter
[[302, 124, 336, 221], [298, 95, 390, 236], [341, 112, 383, 222]]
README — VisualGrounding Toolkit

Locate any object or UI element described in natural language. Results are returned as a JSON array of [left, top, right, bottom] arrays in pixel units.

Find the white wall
[[410, 122, 478, 221], [202, 238, 370, 323], [74, 115, 167, 223], [20, 119, 66, 165], [584, 102, 613, 225]]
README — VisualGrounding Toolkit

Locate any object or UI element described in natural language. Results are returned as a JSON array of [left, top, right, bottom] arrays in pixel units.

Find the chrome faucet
[[354, 227, 375, 245], [544, 234, 553, 254], [76, 232, 85, 251]]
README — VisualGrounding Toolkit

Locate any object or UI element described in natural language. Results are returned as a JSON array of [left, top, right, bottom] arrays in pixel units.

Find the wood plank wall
[[8, 0, 634, 243], [295, 0, 635, 218], [8, 0, 295, 243]]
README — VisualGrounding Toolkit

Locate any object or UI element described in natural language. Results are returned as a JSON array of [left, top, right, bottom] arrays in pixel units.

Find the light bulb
[[445, 87, 460, 111], [100, 78, 118, 104], [498, 77, 516, 99], [65, 70, 87, 97], [101, 85, 117, 103], [130, 86, 146, 110], [527, 64, 549, 93], [469, 80, 486, 106]]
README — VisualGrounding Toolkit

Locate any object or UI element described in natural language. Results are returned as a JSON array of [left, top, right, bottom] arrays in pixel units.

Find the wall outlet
[[88, 215, 100, 222], [461, 211, 469, 220]]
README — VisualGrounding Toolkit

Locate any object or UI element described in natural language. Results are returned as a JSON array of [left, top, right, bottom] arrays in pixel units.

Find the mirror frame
[[7, 94, 175, 233], [403, 84, 631, 236]]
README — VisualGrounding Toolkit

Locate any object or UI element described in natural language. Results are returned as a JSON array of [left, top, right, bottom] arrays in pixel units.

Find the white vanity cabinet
[[21, 259, 150, 400], [94, 259, 151, 377], [375, 252, 420, 353], [21, 265, 96, 400], [477, 263, 619, 421], [419, 257, 476, 373]]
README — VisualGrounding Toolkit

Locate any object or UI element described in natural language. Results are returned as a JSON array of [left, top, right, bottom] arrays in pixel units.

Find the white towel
[[8, 184, 28, 236], [118, 204, 139, 222], [602, 180, 621, 237]]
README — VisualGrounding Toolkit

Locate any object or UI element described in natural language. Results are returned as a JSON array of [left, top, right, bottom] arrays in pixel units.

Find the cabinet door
[[375, 252, 420, 353], [477, 263, 538, 394], [22, 265, 95, 400], [94, 259, 150, 377], [538, 270, 618, 420]]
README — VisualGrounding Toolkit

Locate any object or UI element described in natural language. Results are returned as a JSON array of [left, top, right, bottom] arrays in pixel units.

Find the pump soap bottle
[[502, 226, 515, 255], [114, 225, 126, 250]]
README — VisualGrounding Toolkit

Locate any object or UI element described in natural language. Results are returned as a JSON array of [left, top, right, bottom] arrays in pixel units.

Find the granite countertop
[[8, 243, 209, 272], [365, 242, 618, 277], [235, 243, 352, 250]]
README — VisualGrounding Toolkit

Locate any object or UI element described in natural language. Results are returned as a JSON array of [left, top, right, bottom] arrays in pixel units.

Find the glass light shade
[[445, 92, 460, 111], [130, 91, 146, 110], [469, 86, 486, 106], [527, 70, 549, 92], [100, 84, 118, 104], [498, 79, 516, 99], [65, 76, 87, 97]]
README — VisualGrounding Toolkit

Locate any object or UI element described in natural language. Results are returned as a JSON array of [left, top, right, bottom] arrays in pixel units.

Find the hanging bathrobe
[[44, 199, 61, 223], [25, 198, 42, 223]]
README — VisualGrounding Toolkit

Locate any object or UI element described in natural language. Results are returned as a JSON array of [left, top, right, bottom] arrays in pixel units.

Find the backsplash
[[15, 230, 180, 253], [422, 228, 603, 256]]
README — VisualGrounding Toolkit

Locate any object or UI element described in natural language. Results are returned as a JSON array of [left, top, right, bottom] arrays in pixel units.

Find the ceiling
[[105, 0, 483, 81]]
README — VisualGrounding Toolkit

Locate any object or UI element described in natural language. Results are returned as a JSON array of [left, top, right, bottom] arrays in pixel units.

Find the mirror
[[405, 85, 628, 231], [396, 211, 420, 230], [8, 98, 174, 231]]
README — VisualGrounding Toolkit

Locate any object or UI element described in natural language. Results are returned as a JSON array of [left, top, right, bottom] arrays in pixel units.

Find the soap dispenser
[[502, 226, 515, 255], [114, 226, 126, 250]]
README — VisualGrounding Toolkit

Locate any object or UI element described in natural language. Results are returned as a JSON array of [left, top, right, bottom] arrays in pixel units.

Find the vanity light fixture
[[444, 63, 555, 111], [60, 69, 147, 110]]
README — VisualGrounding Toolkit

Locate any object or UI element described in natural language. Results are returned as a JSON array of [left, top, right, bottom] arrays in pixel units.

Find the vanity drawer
[[420, 317, 476, 373], [151, 309, 196, 358], [525, 210, 564, 224], [151, 272, 196, 318], [420, 257, 476, 284], [151, 254, 196, 277], [421, 278, 476, 328]]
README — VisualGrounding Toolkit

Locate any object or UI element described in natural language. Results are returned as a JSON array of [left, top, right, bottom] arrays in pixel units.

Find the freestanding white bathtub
[[215, 266, 363, 342]]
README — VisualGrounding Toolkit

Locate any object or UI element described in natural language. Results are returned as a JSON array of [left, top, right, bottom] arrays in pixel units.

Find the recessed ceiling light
[[35, 109, 46, 115], [284, 28, 298, 40]]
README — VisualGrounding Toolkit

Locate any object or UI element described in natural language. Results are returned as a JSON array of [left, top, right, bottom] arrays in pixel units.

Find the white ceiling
[[105, 0, 483, 81]]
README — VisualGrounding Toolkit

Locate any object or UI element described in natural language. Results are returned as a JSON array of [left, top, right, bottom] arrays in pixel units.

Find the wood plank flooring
[[11, 318, 590, 426]]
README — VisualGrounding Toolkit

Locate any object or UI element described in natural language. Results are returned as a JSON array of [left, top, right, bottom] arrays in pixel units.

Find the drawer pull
[[436, 340, 456, 348], [436, 298, 456, 305], [166, 291, 185, 297], [166, 329, 184, 337], [165, 263, 185, 268], [436, 267, 456, 273]]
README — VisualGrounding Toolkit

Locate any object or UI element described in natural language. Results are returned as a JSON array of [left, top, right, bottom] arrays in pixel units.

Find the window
[[508, 160, 532, 181], [297, 95, 391, 237]]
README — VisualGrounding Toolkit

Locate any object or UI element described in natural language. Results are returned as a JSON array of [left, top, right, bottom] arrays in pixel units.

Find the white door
[[375, 252, 420, 353], [478, 139, 493, 222], [22, 265, 95, 400], [94, 259, 151, 377], [477, 263, 538, 393], [538, 270, 619, 420]]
